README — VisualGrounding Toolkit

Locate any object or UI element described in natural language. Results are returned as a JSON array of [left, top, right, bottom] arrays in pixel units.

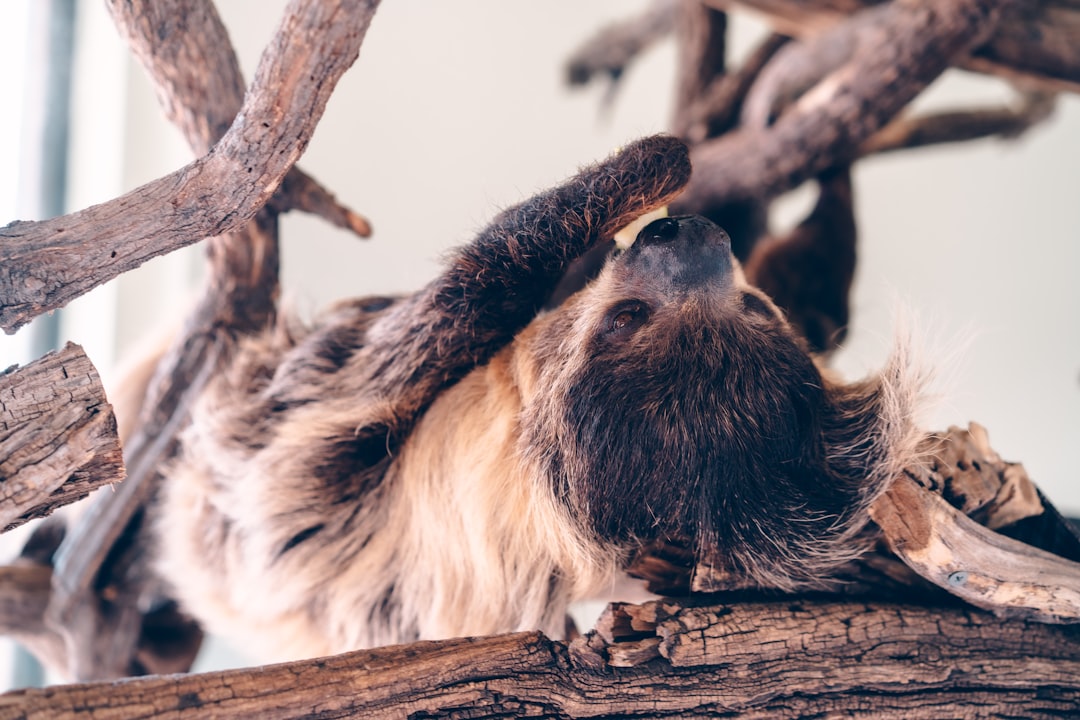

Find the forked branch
[[0, 0, 379, 334]]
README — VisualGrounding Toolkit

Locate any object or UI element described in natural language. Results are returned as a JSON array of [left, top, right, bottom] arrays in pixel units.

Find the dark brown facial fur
[[527, 215, 907, 589]]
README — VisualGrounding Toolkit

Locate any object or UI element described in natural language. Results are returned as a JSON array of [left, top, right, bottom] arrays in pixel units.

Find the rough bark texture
[[0, 599, 1076, 719], [0, 344, 123, 531], [0, 0, 1077, 716], [106, 0, 371, 236]]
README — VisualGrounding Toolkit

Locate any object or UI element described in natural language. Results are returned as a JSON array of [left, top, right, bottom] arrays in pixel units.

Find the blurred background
[[1, 0, 1078, 685]]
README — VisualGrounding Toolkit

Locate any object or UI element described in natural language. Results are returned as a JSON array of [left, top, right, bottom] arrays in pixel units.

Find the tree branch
[[718, 0, 1080, 93], [106, 0, 371, 238], [0, 343, 123, 532], [0, 0, 380, 334], [674, 0, 1017, 214], [33, 0, 382, 681], [859, 90, 1057, 156], [1, 598, 1077, 718], [564, 0, 678, 88]]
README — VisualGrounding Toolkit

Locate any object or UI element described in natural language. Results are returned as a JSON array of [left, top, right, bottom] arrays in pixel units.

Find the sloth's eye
[[606, 301, 649, 335]]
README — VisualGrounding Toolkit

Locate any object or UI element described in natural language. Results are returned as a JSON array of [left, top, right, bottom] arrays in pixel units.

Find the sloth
[[152, 136, 923, 661]]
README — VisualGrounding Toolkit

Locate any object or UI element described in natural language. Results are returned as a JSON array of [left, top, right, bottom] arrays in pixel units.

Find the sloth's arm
[[177, 137, 691, 563], [356, 135, 691, 445], [247, 136, 690, 512]]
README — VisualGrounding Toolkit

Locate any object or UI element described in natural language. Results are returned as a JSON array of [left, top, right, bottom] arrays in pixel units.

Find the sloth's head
[[516, 215, 921, 589]]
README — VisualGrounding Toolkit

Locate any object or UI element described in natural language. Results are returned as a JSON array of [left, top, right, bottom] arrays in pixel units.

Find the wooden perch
[[0, 0, 379, 334], [674, 0, 1017, 214], [0, 343, 123, 532], [34, 0, 383, 682], [0, 2, 1075, 717], [107, 0, 371, 237], [1, 598, 1077, 718], [720, 0, 1080, 93]]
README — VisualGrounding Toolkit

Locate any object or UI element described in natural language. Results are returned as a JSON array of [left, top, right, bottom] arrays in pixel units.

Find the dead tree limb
[[718, 0, 1080, 93], [872, 475, 1080, 623], [106, 0, 371, 237], [32, 0, 383, 681], [674, 0, 1017, 215], [0, 0, 379, 334], [564, 0, 678, 88], [860, 90, 1057, 155], [0, 343, 123, 532], [1, 599, 1077, 719]]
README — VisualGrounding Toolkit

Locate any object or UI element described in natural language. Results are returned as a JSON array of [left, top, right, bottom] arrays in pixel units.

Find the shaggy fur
[[152, 136, 923, 661]]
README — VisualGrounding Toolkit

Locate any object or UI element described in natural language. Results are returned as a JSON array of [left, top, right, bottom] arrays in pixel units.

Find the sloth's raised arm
[[357, 135, 691, 441]]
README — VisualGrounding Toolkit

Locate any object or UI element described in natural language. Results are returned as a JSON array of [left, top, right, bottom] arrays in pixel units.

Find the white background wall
[[2, 0, 1079, 674]]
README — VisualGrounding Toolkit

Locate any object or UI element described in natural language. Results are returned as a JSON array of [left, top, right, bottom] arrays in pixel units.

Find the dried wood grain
[[0, 343, 123, 531]]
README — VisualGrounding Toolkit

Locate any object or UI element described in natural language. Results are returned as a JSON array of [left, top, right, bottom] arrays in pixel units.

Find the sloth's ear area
[[820, 345, 926, 509], [785, 347, 927, 579], [690, 345, 926, 593]]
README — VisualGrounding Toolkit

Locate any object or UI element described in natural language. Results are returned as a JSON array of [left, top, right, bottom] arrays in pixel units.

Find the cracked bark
[[0, 599, 1076, 719], [0, 344, 123, 532]]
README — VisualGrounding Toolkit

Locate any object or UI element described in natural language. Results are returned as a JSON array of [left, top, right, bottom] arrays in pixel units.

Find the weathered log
[[0, 599, 1076, 718], [0, 343, 123, 532]]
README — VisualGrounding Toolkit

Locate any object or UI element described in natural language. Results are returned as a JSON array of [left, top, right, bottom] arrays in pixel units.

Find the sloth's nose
[[628, 215, 734, 292], [638, 216, 680, 244]]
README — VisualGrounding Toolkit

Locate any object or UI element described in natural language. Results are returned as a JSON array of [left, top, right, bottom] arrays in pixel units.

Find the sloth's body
[[154, 138, 922, 661]]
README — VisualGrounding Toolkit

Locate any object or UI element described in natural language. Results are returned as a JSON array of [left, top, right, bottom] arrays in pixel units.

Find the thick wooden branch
[[106, 0, 371, 237], [0, 343, 123, 531], [717, 0, 1080, 93], [1, 599, 1077, 718], [34, 0, 381, 681], [0, 0, 379, 334], [674, 0, 1015, 214]]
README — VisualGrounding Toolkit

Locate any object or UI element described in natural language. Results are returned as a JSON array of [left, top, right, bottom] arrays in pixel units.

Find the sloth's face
[[519, 216, 881, 583]]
